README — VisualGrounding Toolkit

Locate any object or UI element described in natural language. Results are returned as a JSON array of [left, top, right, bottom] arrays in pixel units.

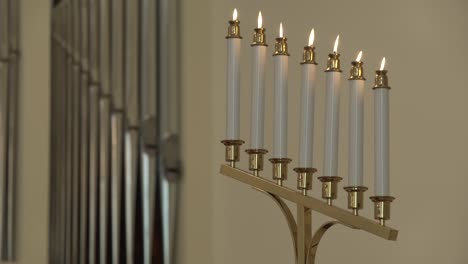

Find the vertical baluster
[[0, 0, 9, 260], [110, 0, 125, 263], [4, 0, 19, 258], [79, 0, 90, 262], [89, 1, 101, 264], [141, 0, 158, 263], [124, 0, 140, 262]]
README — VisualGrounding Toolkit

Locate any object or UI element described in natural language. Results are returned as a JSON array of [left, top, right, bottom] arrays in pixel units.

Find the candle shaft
[[298, 64, 317, 167], [375, 88, 390, 195], [273, 55, 288, 157], [249, 45, 267, 149], [348, 80, 364, 186], [226, 38, 241, 139], [323, 71, 342, 176]]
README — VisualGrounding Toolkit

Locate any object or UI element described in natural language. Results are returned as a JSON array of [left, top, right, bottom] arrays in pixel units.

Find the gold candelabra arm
[[306, 221, 340, 264], [220, 164, 398, 241], [253, 188, 298, 260]]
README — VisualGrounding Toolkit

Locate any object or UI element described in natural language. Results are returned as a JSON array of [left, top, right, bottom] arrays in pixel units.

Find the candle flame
[[380, 57, 386, 70], [279, 23, 283, 38], [257, 11, 262, 28], [308, 28, 315, 46], [233, 8, 238, 20], [356, 50, 362, 62], [333, 35, 340, 53]]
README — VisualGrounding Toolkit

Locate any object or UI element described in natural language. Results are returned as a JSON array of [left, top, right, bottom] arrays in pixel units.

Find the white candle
[[273, 23, 289, 158], [323, 35, 342, 176], [249, 12, 267, 149], [374, 57, 390, 196], [298, 29, 317, 168], [226, 9, 241, 139], [348, 51, 365, 186]]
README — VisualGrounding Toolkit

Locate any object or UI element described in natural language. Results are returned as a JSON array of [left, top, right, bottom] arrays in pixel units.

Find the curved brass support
[[306, 221, 341, 264], [254, 188, 298, 263]]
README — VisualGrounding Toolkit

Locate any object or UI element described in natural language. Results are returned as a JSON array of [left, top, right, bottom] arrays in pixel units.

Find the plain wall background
[[0, 0, 51, 263], [181, 0, 468, 263]]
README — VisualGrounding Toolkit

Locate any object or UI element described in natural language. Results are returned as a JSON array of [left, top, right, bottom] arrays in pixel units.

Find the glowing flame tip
[[333, 35, 340, 53], [257, 11, 262, 28], [380, 57, 386, 70], [356, 50, 362, 62], [308, 28, 315, 46], [233, 8, 238, 20], [279, 23, 283, 38]]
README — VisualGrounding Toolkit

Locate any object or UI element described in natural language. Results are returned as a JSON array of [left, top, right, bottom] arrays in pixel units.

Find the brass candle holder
[[294, 168, 316, 195], [269, 158, 292, 186], [219, 149, 398, 263], [317, 176, 342, 205], [221, 139, 244, 167], [370, 196, 395, 226], [245, 149, 268, 176], [344, 186, 368, 215], [220, 163, 398, 264]]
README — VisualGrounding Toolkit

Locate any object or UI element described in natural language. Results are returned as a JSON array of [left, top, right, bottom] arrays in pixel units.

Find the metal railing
[[50, 0, 181, 263]]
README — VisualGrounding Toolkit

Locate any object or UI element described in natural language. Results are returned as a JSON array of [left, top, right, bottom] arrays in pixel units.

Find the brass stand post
[[317, 176, 342, 205], [269, 158, 292, 186], [245, 149, 268, 176], [221, 139, 245, 167], [344, 186, 368, 215], [370, 196, 395, 226]]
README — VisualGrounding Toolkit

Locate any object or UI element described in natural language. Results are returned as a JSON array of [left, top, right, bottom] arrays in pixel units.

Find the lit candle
[[348, 51, 365, 186], [323, 35, 342, 176], [298, 29, 317, 168], [374, 57, 390, 196], [273, 23, 289, 158], [226, 8, 241, 139], [249, 11, 267, 149]]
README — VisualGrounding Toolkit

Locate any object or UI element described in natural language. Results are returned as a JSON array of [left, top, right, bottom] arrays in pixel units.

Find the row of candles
[[225, 10, 391, 197]]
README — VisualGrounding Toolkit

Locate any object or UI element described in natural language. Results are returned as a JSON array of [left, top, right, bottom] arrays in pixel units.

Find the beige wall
[[182, 0, 468, 263], [1, 0, 51, 263]]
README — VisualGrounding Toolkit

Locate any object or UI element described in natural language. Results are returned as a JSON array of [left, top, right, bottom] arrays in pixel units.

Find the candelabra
[[219, 146, 398, 263], [220, 11, 398, 263]]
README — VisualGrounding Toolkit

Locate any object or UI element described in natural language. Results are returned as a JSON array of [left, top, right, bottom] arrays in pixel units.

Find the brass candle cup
[[226, 20, 241, 39], [245, 149, 268, 176], [325, 53, 341, 72], [344, 186, 368, 215], [269, 158, 292, 186], [318, 176, 342, 205], [221, 139, 245, 167], [370, 196, 395, 226], [294, 168, 317, 196]]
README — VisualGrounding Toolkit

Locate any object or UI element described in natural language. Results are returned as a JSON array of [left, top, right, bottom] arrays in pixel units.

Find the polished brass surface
[[301, 46, 317, 65], [251, 28, 267, 46], [344, 186, 368, 215], [370, 196, 395, 226], [348, 61, 365, 80], [221, 140, 244, 167], [269, 158, 292, 185], [325, 53, 341, 72], [245, 149, 268, 176], [273, 37, 289, 56], [373, 70, 390, 89], [294, 168, 317, 194], [317, 176, 342, 205], [220, 165, 398, 240], [226, 20, 241, 39]]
